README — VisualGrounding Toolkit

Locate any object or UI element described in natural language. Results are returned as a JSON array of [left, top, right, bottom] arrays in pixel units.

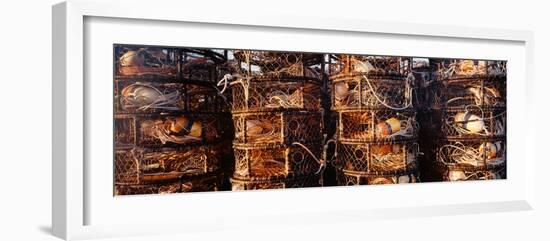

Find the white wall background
[[0, 0, 548, 240]]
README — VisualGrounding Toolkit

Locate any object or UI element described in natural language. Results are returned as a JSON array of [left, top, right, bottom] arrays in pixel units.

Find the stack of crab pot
[[227, 50, 325, 190], [113, 45, 233, 195], [329, 55, 421, 185], [429, 59, 507, 181]]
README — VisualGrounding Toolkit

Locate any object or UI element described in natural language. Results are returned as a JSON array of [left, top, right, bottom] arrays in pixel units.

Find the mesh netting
[[114, 172, 224, 195], [440, 107, 506, 139], [115, 81, 228, 113], [136, 113, 228, 147], [115, 46, 179, 77], [434, 59, 507, 80], [333, 141, 419, 174], [436, 139, 506, 169], [114, 181, 182, 195], [328, 55, 410, 76], [114, 145, 223, 185], [233, 142, 322, 178], [442, 165, 506, 181], [230, 174, 321, 190], [426, 78, 506, 109], [337, 110, 417, 142], [230, 78, 322, 112], [335, 169, 419, 186], [114, 149, 140, 185], [181, 48, 227, 82], [232, 111, 323, 145], [114, 116, 135, 147], [233, 50, 324, 78], [330, 74, 412, 110]]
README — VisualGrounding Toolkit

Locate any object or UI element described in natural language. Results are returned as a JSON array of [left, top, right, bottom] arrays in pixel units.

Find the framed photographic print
[[52, 0, 535, 240]]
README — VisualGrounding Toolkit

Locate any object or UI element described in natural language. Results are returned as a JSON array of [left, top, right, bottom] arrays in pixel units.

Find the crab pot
[[436, 139, 506, 170], [230, 174, 322, 191], [114, 172, 224, 195], [426, 76, 506, 109], [336, 109, 418, 142], [114, 80, 228, 114], [232, 142, 322, 179], [439, 107, 506, 139], [114, 144, 224, 185], [441, 165, 506, 181], [229, 77, 322, 112], [330, 73, 412, 110], [114, 181, 182, 196], [115, 45, 229, 83], [433, 59, 507, 80], [328, 55, 410, 76], [115, 45, 179, 78], [335, 169, 419, 186], [233, 50, 324, 78], [124, 113, 229, 148], [232, 110, 323, 145], [333, 140, 420, 173]]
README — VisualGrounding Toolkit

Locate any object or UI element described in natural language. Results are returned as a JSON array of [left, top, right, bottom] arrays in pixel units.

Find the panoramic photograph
[[113, 44, 507, 195]]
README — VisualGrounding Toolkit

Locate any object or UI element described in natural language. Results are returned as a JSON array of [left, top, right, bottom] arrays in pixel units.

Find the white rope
[[362, 73, 413, 110]]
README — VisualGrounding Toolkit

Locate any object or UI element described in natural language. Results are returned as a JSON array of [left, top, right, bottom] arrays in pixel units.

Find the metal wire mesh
[[233, 142, 322, 178], [442, 165, 506, 181], [333, 140, 419, 174], [434, 59, 507, 80], [136, 113, 228, 147], [440, 107, 506, 139], [337, 109, 418, 142], [233, 50, 324, 78], [330, 74, 412, 110], [230, 78, 322, 112], [115, 46, 179, 77], [230, 174, 321, 191], [328, 55, 410, 76], [232, 111, 323, 145], [335, 169, 419, 186]]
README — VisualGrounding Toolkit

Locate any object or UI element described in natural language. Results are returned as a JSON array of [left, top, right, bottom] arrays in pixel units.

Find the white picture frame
[[52, 0, 535, 240]]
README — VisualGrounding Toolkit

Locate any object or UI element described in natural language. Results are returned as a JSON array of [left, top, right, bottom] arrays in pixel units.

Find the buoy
[[370, 177, 394, 185], [479, 142, 501, 159], [448, 170, 467, 181], [453, 112, 485, 134], [169, 116, 202, 137], [120, 50, 145, 67], [375, 117, 401, 137]]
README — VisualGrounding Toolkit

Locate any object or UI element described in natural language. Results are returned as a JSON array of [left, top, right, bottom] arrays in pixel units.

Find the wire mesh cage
[[328, 55, 410, 76], [114, 80, 228, 114], [434, 59, 507, 80], [180, 48, 227, 82], [114, 116, 136, 148], [335, 169, 419, 186], [232, 110, 323, 145], [134, 113, 229, 147], [115, 45, 179, 78], [441, 165, 506, 181], [426, 77, 506, 109], [233, 50, 324, 79], [114, 172, 224, 195], [330, 73, 413, 110], [230, 174, 322, 191], [337, 109, 418, 142], [114, 144, 223, 185], [436, 139, 506, 170], [115, 45, 229, 82], [439, 107, 506, 139], [115, 181, 182, 195], [229, 78, 322, 112], [332, 140, 420, 174], [232, 142, 323, 179]]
